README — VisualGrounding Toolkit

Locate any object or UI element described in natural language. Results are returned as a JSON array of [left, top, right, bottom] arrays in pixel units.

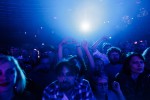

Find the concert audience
[[0, 37, 150, 100]]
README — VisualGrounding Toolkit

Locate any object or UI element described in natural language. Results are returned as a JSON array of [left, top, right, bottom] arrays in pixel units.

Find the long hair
[[0, 55, 26, 94], [122, 52, 144, 75]]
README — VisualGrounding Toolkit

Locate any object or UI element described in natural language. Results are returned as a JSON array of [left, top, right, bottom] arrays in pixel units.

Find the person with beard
[[42, 60, 94, 100], [104, 47, 123, 84]]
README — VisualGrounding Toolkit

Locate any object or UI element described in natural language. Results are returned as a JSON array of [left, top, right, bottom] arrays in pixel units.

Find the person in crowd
[[67, 55, 87, 78], [29, 55, 56, 100], [80, 40, 106, 86], [42, 60, 94, 100], [58, 38, 87, 77], [142, 47, 150, 73], [104, 47, 123, 83], [91, 37, 111, 65], [58, 38, 76, 61], [0, 55, 35, 100], [115, 52, 150, 100], [91, 72, 125, 100]]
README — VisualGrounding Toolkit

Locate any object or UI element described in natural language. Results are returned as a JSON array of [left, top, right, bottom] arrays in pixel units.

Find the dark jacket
[[115, 72, 150, 100]]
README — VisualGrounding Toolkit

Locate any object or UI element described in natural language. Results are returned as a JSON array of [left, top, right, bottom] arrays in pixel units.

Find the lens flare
[[80, 21, 91, 33]]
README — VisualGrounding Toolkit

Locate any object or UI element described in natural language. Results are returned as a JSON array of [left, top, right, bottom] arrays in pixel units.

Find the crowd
[[0, 37, 150, 100]]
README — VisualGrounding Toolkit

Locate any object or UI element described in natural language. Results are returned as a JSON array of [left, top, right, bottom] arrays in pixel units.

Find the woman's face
[[129, 56, 144, 74], [0, 62, 17, 93]]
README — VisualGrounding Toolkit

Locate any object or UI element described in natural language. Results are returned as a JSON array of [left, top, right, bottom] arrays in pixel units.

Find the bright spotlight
[[80, 21, 91, 32]]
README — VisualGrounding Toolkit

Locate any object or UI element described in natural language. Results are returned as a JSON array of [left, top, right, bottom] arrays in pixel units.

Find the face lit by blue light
[[129, 56, 144, 74], [57, 66, 76, 91], [0, 62, 17, 93]]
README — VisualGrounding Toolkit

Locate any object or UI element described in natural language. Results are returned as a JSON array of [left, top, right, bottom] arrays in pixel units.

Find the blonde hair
[[0, 55, 26, 93]]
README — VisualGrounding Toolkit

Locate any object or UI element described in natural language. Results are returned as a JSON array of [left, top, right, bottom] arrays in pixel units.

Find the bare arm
[[91, 36, 108, 52], [82, 40, 95, 71], [76, 42, 87, 71], [58, 38, 69, 61]]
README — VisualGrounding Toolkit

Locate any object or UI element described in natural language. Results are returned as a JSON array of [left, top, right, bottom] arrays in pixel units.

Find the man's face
[[109, 52, 120, 64], [57, 66, 76, 91]]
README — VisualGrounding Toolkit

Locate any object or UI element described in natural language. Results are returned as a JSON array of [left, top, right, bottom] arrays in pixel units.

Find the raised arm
[[91, 36, 108, 52], [75, 41, 87, 72], [58, 38, 69, 61], [82, 40, 95, 71]]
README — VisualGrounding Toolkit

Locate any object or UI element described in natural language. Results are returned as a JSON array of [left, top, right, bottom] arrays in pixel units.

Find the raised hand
[[112, 81, 121, 93]]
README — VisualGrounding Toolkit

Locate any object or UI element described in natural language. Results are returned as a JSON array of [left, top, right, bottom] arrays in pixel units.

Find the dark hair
[[55, 60, 79, 76], [91, 71, 108, 91], [122, 52, 144, 75], [106, 47, 121, 57]]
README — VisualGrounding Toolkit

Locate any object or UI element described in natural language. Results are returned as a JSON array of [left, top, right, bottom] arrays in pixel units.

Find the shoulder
[[42, 81, 59, 99], [74, 79, 94, 99]]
